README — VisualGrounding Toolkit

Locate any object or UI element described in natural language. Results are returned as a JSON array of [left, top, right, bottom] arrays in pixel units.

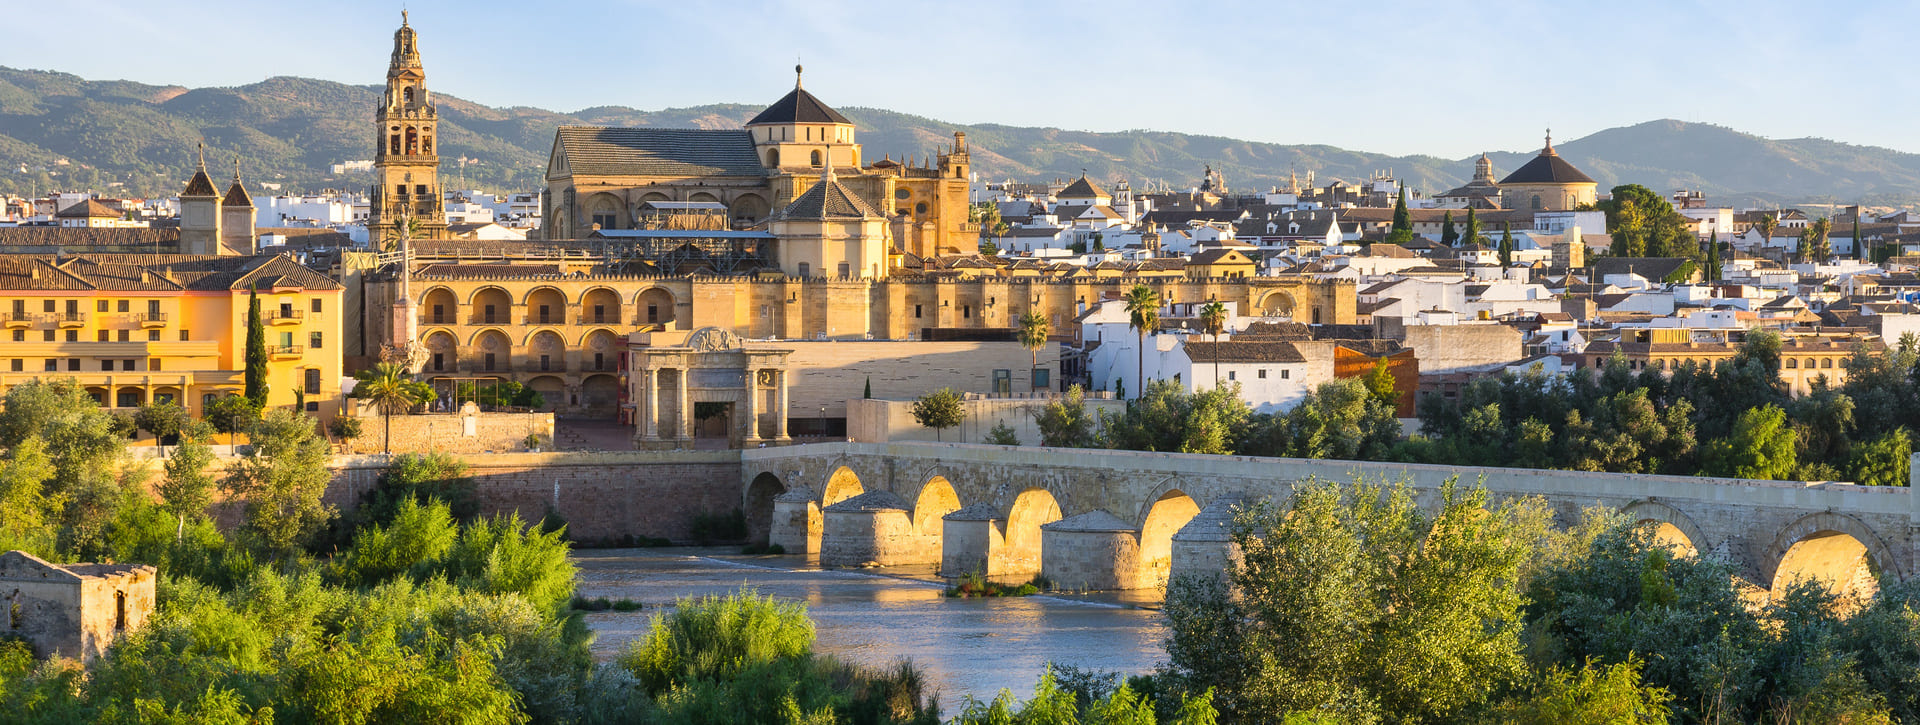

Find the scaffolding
[[590, 229, 776, 275]]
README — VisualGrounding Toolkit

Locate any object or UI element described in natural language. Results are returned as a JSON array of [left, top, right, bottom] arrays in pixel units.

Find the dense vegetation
[[1041, 328, 1914, 484], [1144, 477, 1920, 724]]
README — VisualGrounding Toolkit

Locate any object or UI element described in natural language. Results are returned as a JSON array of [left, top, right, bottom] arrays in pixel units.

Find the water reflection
[[574, 548, 1167, 706]]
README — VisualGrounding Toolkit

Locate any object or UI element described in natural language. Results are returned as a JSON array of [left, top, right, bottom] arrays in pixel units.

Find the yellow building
[[0, 254, 345, 421]]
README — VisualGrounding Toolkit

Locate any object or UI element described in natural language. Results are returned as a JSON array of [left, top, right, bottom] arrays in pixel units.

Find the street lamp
[[819, 406, 827, 439]]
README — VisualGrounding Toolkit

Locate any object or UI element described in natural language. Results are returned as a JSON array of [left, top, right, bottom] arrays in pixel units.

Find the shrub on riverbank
[[946, 571, 1044, 598]]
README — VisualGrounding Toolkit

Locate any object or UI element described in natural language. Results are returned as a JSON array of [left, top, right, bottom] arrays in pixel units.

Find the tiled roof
[[1183, 340, 1307, 363], [746, 86, 852, 125], [55, 199, 121, 218], [0, 253, 338, 292], [553, 126, 766, 177], [416, 263, 563, 278], [1189, 249, 1253, 265], [1058, 175, 1108, 199], [1499, 147, 1596, 185], [182, 168, 218, 197], [1236, 321, 1311, 340], [0, 227, 179, 249], [222, 179, 253, 208], [780, 174, 882, 219]]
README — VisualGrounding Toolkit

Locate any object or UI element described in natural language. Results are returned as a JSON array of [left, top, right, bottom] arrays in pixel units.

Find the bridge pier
[[940, 504, 1001, 578], [1042, 510, 1146, 591], [769, 489, 821, 556], [819, 491, 936, 567], [1169, 497, 1243, 587]]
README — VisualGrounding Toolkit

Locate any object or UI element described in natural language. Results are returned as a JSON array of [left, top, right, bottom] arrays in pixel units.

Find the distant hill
[[3, 66, 1919, 209]]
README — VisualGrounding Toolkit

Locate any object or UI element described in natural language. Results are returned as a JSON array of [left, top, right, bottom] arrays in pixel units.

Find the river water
[[573, 548, 1169, 707]]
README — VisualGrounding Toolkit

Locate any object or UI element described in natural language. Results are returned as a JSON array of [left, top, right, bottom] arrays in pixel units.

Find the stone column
[[675, 367, 691, 443], [743, 369, 762, 445], [640, 368, 658, 439], [774, 369, 791, 440]]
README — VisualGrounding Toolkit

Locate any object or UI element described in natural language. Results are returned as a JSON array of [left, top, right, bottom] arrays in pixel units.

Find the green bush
[[330, 497, 458, 587], [440, 511, 577, 614], [623, 589, 815, 694]]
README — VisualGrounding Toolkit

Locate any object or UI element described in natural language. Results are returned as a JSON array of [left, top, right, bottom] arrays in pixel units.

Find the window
[[797, 262, 810, 278], [67, 359, 78, 371], [279, 302, 293, 318], [117, 330, 129, 342], [1822, 358, 1833, 369], [148, 300, 160, 315], [962, 305, 972, 319], [540, 354, 551, 371], [65, 330, 76, 342], [42, 359, 55, 372], [484, 304, 498, 323], [179, 330, 190, 341], [593, 304, 606, 323], [483, 353, 497, 371], [432, 304, 445, 323], [992, 369, 1012, 394], [810, 150, 822, 167], [914, 304, 923, 319], [102, 360, 114, 371], [415, 184, 428, 196], [594, 352, 605, 370], [310, 332, 323, 349], [1281, 369, 1290, 379], [279, 332, 294, 347], [647, 304, 660, 323], [41, 330, 52, 342], [538, 304, 551, 324], [147, 330, 159, 341], [96, 300, 108, 312], [41, 300, 52, 313], [432, 352, 445, 372], [305, 401, 319, 412], [1228, 370, 1236, 381], [98, 330, 109, 342], [1786, 358, 1798, 369], [116, 300, 128, 313], [114, 591, 125, 631], [149, 359, 160, 372], [837, 262, 851, 278], [123, 359, 136, 371], [1032, 368, 1051, 390], [304, 368, 320, 394]]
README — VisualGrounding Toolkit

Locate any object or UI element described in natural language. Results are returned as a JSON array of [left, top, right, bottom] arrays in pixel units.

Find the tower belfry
[[369, 10, 446, 245]]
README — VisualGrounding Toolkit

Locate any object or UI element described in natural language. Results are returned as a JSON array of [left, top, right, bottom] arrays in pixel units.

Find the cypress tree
[[1706, 231, 1720, 282], [1439, 211, 1458, 246], [1463, 207, 1482, 246], [1498, 221, 1513, 267], [1852, 216, 1862, 260], [864, 377, 872, 399], [1391, 186, 1410, 233], [244, 284, 269, 407]]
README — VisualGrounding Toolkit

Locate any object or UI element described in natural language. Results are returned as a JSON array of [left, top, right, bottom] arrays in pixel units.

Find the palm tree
[[1199, 301, 1228, 388], [1755, 213, 1778, 257], [1018, 310, 1049, 391], [357, 362, 427, 454], [1122, 284, 1160, 399]]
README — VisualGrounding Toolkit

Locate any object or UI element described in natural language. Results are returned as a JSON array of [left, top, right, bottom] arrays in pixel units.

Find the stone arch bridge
[[740, 442, 1919, 598]]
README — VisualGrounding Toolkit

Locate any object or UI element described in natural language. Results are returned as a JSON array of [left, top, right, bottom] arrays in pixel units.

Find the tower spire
[[1544, 127, 1554, 154], [232, 155, 241, 183], [196, 141, 206, 170], [795, 62, 803, 89]]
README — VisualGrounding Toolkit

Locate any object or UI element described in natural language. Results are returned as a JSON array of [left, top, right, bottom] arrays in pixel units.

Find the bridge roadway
[[738, 442, 1919, 598]]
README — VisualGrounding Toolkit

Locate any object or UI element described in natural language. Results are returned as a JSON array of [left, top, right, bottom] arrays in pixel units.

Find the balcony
[[524, 314, 565, 326], [55, 312, 86, 329], [267, 344, 304, 360], [3, 312, 33, 329], [135, 312, 167, 329], [578, 313, 621, 325], [421, 314, 454, 326], [469, 314, 508, 326], [266, 309, 305, 325]]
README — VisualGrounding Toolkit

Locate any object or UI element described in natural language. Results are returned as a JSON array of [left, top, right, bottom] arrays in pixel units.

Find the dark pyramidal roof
[[1058, 174, 1108, 199], [747, 66, 852, 126], [1499, 140, 1595, 185], [781, 170, 882, 220], [182, 168, 218, 197]]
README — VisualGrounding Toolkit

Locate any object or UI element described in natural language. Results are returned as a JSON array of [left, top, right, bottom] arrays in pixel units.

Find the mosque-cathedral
[[357, 15, 1353, 421]]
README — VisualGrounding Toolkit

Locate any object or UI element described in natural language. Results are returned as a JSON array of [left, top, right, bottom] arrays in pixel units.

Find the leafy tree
[[1847, 428, 1910, 486], [134, 400, 190, 449], [1034, 385, 1098, 448], [910, 387, 965, 441], [983, 421, 1020, 446], [327, 415, 363, 445], [205, 394, 262, 442], [1241, 378, 1399, 461], [221, 407, 335, 557], [1702, 404, 1797, 480], [1123, 284, 1161, 397], [1198, 301, 1228, 387], [158, 420, 217, 540], [979, 238, 1000, 256], [244, 284, 268, 407], [0, 438, 59, 554], [1362, 357, 1397, 407], [355, 362, 432, 454], [1499, 221, 1514, 267], [1161, 478, 1546, 722], [1600, 184, 1694, 259], [1101, 380, 1249, 455], [1438, 210, 1458, 246], [1805, 216, 1833, 265], [1019, 309, 1050, 384]]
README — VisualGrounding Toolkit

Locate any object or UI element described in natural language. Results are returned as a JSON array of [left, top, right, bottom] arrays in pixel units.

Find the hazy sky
[[5, 0, 1915, 159]]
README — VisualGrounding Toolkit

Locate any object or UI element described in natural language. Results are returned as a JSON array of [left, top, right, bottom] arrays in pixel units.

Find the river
[[573, 548, 1169, 707]]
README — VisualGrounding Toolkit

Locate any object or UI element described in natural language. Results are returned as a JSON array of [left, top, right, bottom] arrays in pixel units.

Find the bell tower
[[369, 11, 446, 246]]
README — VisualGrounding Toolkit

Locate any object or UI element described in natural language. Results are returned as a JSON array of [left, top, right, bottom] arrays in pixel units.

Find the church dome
[[1499, 137, 1593, 185], [747, 65, 851, 126]]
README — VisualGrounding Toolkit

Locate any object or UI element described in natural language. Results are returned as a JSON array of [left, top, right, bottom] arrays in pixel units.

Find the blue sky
[[5, 0, 1916, 159]]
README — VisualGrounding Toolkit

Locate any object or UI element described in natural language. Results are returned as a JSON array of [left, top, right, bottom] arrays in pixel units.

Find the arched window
[[1531, 195, 1543, 210], [810, 150, 822, 167], [389, 126, 401, 155], [768, 149, 780, 167], [1822, 357, 1833, 369], [403, 87, 414, 104], [1786, 358, 1798, 369], [421, 135, 432, 154], [405, 127, 418, 155]]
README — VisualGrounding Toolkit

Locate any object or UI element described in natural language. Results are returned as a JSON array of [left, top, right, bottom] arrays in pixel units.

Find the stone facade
[[340, 404, 555, 455], [846, 395, 1127, 445], [1, 551, 156, 661]]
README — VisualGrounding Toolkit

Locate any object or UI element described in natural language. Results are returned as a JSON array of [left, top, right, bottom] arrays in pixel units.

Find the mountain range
[[3, 66, 1919, 210]]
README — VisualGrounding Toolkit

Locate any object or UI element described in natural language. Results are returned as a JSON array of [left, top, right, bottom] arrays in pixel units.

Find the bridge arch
[[1139, 488, 1203, 588], [1002, 488, 1063, 577], [743, 471, 785, 546], [823, 465, 865, 507], [1763, 512, 1898, 605], [912, 475, 962, 538], [1622, 500, 1707, 558]]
